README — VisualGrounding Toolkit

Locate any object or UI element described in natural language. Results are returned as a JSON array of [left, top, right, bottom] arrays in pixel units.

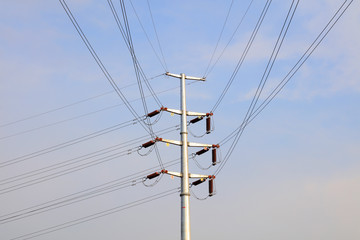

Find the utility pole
[[171, 72, 202, 240], [143, 72, 218, 240]]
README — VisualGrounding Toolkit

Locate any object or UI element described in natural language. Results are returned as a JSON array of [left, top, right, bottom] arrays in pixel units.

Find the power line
[[211, 0, 272, 113], [107, 0, 163, 108], [146, 0, 168, 71], [214, 0, 354, 176], [0, 118, 139, 168], [59, 0, 152, 136], [0, 73, 164, 132], [203, 0, 234, 77], [112, 0, 164, 169], [9, 188, 180, 240], [0, 158, 181, 224], [215, 0, 298, 176], [0, 90, 113, 128], [0, 77, 196, 141], [0, 125, 180, 194], [129, 0, 167, 71], [205, 0, 255, 78]]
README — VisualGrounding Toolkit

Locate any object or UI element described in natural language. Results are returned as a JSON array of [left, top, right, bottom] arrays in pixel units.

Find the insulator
[[147, 172, 160, 179], [192, 178, 205, 186], [142, 140, 155, 148], [206, 117, 211, 134], [212, 148, 217, 166], [190, 116, 203, 124], [196, 147, 209, 155], [147, 110, 160, 118], [209, 179, 214, 196]]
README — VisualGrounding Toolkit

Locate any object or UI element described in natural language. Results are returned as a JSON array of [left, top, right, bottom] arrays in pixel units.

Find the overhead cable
[[9, 188, 180, 240], [205, 0, 255, 77], [214, 0, 354, 176], [211, 0, 272, 113], [59, 0, 152, 136], [203, 0, 234, 77]]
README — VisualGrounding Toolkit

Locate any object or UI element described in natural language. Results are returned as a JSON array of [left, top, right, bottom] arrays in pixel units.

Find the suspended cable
[[128, 0, 167, 71], [0, 91, 113, 128], [0, 118, 139, 168], [0, 75, 170, 141], [203, 0, 234, 77], [146, 0, 168, 71], [215, 0, 298, 176], [59, 0, 152, 136], [0, 73, 163, 130], [211, 0, 272, 113], [214, 0, 354, 176], [205, 0, 255, 77], [0, 125, 180, 194], [9, 188, 180, 240], [0, 157, 181, 224], [118, 0, 164, 169], [107, 0, 162, 107]]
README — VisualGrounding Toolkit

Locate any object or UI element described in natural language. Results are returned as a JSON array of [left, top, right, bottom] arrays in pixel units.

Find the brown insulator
[[142, 140, 155, 148], [147, 110, 160, 118], [209, 179, 214, 196], [190, 116, 203, 124], [212, 148, 217, 166], [192, 178, 205, 186], [147, 172, 160, 179], [196, 147, 209, 155], [206, 117, 211, 134]]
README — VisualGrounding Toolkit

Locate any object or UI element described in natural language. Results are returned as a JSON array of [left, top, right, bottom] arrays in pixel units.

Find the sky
[[0, 0, 359, 239]]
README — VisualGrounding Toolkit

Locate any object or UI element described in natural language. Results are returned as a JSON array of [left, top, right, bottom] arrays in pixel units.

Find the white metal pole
[[180, 73, 191, 240]]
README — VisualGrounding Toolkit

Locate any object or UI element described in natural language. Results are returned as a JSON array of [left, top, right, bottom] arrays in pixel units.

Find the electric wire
[[0, 178, 143, 224], [0, 75, 176, 141], [119, 0, 164, 170], [0, 157, 181, 224], [0, 146, 139, 195], [203, 0, 234, 77], [59, 0, 152, 136], [128, 0, 167, 71], [107, 0, 162, 107], [0, 125, 180, 193], [108, 0, 164, 168], [0, 118, 139, 168], [205, 0, 255, 77], [0, 73, 163, 129], [214, 0, 353, 176], [9, 188, 180, 240], [211, 0, 272, 113], [0, 90, 112, 128], [146, 0, 168, 71], [0, 79, 194, 168], [215, 0, 299, 176]]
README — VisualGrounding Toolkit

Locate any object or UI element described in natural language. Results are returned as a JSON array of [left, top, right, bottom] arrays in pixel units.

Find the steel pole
[[180, 73, 191, 240]]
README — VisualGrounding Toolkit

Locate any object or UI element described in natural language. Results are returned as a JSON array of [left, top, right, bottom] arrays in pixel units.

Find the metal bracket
[[162, 170, 213, 179], [166, 72, 206, 81], [188, 142, 213, 148], [156, 138, 182, 146], [189, 173, 210, 179], [162, 107, 209, 117], [156, 137, 216, 148]]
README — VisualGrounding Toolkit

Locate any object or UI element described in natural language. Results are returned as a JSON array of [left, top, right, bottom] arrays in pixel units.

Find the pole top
[[166, 72, 206, 81]]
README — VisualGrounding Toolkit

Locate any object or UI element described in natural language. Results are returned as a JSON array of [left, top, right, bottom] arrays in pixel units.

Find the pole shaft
[[180, 73, 191, 240]]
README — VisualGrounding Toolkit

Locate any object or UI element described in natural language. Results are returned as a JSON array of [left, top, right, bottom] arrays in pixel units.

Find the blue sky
[[1, 0, 359, 239]]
